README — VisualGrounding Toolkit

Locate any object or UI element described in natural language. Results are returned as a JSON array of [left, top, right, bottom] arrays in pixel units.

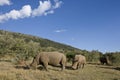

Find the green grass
[[0, 61, 120, 80]]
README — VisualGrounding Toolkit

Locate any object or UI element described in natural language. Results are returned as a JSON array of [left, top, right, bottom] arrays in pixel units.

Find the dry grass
[[0, 61, 120, 80]]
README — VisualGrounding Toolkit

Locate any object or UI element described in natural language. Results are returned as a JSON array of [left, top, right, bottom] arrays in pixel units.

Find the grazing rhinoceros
[[100, 56, 110, 65], [30, 52, 66, 71], [72, 54, 86, 70]]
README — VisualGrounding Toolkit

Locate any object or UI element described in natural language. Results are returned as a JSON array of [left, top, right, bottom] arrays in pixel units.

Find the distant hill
[[0, 30, 82, 60], [0, 30, 81, 51]]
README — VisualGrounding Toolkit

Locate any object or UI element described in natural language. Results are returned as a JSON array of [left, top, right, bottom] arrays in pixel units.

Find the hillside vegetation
[[0, 30, 120, 66], [0, 30, 79, 61]]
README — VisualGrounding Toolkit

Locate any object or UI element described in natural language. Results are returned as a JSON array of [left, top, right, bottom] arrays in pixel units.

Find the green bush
[[106, 52, 120, 66], [66, 52, 75, 62]]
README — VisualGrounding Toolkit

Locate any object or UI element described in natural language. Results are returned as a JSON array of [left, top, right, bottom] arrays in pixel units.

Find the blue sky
[[0, 0, 120, 53]]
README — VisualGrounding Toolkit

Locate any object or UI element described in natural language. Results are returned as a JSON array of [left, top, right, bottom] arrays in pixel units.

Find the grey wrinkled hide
[[30, 52, 66, 71], [72, 54, 86, 70]]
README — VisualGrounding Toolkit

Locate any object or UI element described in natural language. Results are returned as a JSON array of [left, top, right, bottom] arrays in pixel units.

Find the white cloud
[[0, 0, 11, 6], [0, 5, 32, 23], [55, 29, 67, 33], [44, 10, 54, 16], [32, 1, 52, 16], [32, 0, 62, 16], [0, 0, 62, 23], [53, 0, 62, 9]]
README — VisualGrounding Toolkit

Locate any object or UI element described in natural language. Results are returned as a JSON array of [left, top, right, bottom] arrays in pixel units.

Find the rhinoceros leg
[[61, 64, 65, 71], [43, 62, 48, 71], [77, 62, 81, 69], [60, 61, 65, 71], [82, 63, 85, 69]]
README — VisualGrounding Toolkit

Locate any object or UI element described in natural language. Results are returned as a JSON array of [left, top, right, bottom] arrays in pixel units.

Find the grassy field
[[0, 61, 120, 80]]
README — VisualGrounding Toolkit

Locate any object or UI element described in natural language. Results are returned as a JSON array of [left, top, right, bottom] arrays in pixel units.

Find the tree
[[88, 50, 102, 63]]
